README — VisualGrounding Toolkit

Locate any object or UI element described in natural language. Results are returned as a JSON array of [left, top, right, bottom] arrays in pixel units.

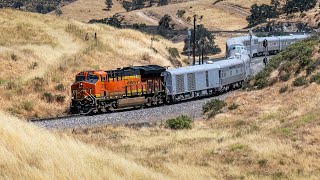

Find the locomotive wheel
[[152, 97, 158, 106], [145, 97, 152, 107]]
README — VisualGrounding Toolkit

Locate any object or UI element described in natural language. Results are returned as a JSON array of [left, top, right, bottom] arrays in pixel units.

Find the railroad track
[[29, 114, 83, 122]]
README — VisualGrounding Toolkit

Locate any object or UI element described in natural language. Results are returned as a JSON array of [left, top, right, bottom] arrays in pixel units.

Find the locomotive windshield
[[87, 75, 98, 83], [76, 75, 85, 82]]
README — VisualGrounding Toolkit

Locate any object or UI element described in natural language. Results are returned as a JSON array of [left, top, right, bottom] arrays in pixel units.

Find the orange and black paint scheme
[[70, 65, 166, 114]]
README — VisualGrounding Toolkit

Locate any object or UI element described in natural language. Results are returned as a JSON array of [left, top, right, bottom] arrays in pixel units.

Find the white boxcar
[[163, 63, 221, 96]]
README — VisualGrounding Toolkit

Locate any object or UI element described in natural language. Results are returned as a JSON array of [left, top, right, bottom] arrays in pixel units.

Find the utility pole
[[198, 41, 201, 65], [187, 29, 191, 65], [193, 15, 196, 66], [201, 41, 204, 65]]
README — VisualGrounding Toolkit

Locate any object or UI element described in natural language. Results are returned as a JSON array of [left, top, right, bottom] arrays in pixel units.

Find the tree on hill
[[105, 0, 113, 11], [183, 25, 221, 56], [158, 0, 168, 6], [89, 14, 123, 28], [36, 4, 44, 13], [132, 0, 145, 10], [55, 9, 63, 16], [13, 1, 23, 10], [122, 1, 132, 11], [283, 0, 317, 14], [148, 0, 155, 7], [158, 14, 175, 30], [246, 4, 279, 27], [271, 0, 280, 10]]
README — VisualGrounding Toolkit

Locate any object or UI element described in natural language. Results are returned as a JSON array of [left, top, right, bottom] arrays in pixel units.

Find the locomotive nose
[[71, 82, 95, 100]]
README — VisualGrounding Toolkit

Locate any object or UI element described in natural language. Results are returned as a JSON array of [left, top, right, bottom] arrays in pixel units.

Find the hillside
[[0, 9, 181, 119], [59, 0, 269, 29], [65, 35, 320, 179], [0, 0, 74, 13], [0, 112, 166, 179]]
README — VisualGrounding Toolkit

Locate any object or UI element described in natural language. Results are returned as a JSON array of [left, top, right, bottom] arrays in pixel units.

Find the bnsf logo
[[127, 80, 137, 85]]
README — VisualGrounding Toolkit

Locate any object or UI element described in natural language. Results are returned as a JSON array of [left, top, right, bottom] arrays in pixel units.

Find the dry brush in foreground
[[66, 82, 320, 179], [0, 112, 167, 179]]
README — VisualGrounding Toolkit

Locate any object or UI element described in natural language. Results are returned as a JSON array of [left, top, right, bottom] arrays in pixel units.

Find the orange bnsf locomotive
[[70, 65, 166, 114]]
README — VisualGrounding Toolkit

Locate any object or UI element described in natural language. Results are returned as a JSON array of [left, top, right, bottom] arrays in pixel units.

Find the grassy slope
[[66, 36, 320, 179], [0, 112, 167, 179], [0, 9, 180, 119]]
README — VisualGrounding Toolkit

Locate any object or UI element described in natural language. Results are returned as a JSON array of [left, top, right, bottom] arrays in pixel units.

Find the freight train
[[70, 34, 309, 114]]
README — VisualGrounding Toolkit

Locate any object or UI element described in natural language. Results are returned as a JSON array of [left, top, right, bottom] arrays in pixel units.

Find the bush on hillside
[[310, 73, 320, 84], [255, 78, 268, 89], [251, 35, 319, 89], [176, 10, 186, 18], [228, 103, 239, 111], [279, 85, 288, 93], [165, 115, 192, 130], [292, 77, 307, 87], [203, 99, 226, 118], [279, 72, 291, 81]]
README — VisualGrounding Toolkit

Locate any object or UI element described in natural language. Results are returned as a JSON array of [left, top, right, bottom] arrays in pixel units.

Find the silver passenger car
[[216, 58, 247, 89], [258, 36, 281, 55]]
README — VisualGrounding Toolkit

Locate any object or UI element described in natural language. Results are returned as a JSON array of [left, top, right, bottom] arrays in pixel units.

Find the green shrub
[[258, 159, 268, 167], [43, 92, 54, 103], [310, 73, 320, 84], [279, 72, 291, 81], [33, 77, 45, 92], [279, 85, 288, 94], [203, 99, 225, 113], [22, 101, 33, 111], [55, 95, 65, 103], [255, 78, 268, 89], [176, 10, 186, 18], [166, 115, 192, 130], [228, 103, 239, 110], [292, 77, 307, 87], [168, 47, 180, 59], [54, 84, 65, 91], [307, 59, 320, 75]]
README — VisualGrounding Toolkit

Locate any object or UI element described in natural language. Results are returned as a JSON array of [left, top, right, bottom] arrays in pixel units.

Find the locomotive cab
[[70, 71, 107, 114]]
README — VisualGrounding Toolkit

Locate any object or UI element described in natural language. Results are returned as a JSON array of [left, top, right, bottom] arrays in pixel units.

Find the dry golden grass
[[66, 81, 320, 179], [57, 0, 126, 22], [0, 112, 167, 179], [224, 0, 270, 9], [0, 9, 181, 119]]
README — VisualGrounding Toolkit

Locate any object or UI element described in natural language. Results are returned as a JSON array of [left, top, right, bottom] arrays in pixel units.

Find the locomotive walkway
[[32, 56, 268, 129]]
